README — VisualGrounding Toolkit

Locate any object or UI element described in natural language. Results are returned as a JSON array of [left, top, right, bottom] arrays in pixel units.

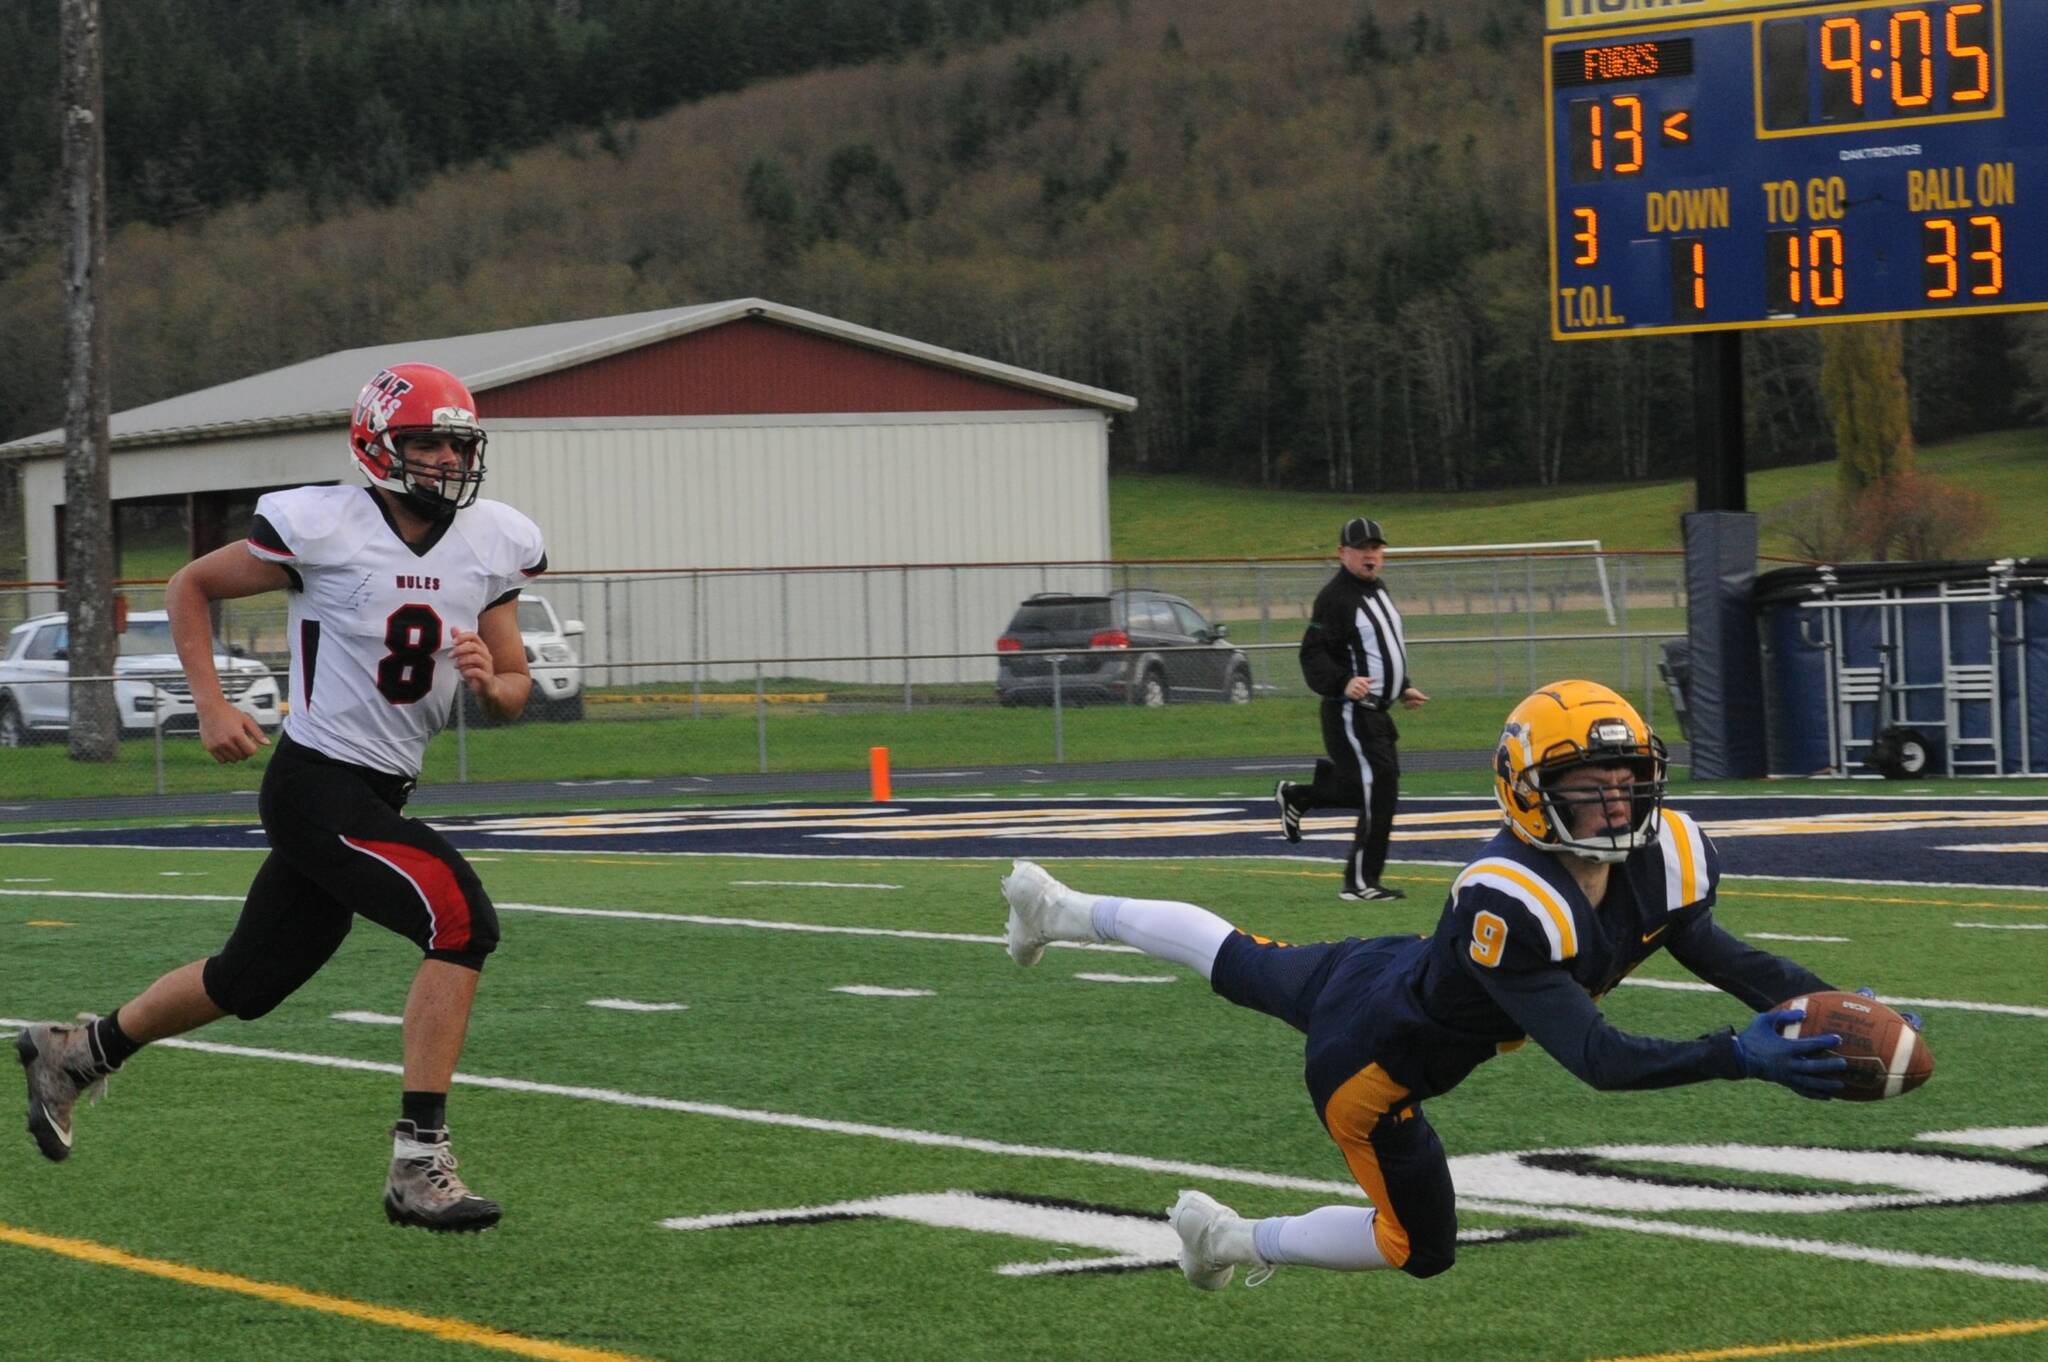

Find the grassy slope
[[1109, 428, 2048, 560]]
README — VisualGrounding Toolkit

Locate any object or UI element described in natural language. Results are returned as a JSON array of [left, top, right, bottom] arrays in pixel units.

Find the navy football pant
[[1209, 930, 1458, 1278]]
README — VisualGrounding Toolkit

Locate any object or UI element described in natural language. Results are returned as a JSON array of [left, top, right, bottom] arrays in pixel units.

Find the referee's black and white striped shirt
[[1299, 568, 1411, 711]]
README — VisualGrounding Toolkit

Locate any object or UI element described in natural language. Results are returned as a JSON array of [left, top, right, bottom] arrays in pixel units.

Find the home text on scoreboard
[[1544, 0, 2046, 339]]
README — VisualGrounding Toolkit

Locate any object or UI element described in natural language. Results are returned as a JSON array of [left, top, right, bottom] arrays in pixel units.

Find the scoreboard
[[1545, 0, 2048, 339]]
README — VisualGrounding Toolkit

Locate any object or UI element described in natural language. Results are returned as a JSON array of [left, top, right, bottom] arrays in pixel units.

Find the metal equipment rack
[[1788, 563, 2035, 778]]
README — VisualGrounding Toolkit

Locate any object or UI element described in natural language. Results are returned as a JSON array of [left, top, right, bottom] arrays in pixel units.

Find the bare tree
[[1398, 290, 1477, 491], [61, 0, 116, 762]]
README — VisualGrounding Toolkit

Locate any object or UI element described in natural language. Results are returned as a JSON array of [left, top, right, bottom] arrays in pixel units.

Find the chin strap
[[405, 492, 460, 521]]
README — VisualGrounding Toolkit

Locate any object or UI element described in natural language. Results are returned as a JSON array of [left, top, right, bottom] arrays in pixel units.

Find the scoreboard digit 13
[[1545, 0, 2048, 339]]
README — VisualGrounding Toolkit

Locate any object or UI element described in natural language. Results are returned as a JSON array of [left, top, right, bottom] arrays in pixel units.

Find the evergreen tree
[[743, 157, 808, 266], [1820, 322, 1915, 498]]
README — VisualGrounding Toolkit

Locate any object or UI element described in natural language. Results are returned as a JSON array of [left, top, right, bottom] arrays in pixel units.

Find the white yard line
[[1449, 1199, 2048, 1285], [500, 902, 1138, 952], [1615, 975, 2048, 1019], [10, 837, 2048, 893], [3, 1015, 2042, 1288], [2, 887, 2041, 1016], [728, 881, 903, 890], [1730, 872, 2048, 895], [0, 889, 243, 901], [1915, 1126, 2048, 1151], [1746, 933, 1850, 943]]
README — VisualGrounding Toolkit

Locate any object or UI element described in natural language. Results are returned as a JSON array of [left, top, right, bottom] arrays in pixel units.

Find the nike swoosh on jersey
[[1641, 923, 1671, 945]]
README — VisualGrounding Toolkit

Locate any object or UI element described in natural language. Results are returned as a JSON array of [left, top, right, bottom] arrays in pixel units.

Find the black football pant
[[1302, 700, 1400, 891], [201, 733, 499, 1021]]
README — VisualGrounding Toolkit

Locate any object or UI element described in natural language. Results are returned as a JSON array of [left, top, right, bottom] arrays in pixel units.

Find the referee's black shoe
[[1274, 781, 1303, 844], [1339, 882, 1406, 903]]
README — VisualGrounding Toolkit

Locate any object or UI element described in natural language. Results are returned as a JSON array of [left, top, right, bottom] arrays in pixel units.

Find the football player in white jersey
[[996, 681, 1911, 1290], [15, 363, 542, 1232]]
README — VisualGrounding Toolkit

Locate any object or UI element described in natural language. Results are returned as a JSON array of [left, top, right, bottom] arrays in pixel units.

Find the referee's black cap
[[1339, 516, 1388, 548]]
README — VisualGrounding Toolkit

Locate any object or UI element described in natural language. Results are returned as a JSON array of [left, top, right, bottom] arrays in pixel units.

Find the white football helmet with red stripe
[[349, 363, 487, 518]]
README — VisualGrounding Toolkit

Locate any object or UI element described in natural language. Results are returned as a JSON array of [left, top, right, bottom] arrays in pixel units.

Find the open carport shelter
[[1, 298, 1136, 681]]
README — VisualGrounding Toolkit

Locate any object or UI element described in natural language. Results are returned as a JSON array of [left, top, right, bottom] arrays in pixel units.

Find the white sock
[[1251, 1206, 1391, 1272], [1087, 896, 1234, 979], [393, 1131, 447, 1162]]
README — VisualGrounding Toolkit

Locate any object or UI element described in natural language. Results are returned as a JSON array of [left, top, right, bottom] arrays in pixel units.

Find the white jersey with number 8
[[247, 485, 546, 778]]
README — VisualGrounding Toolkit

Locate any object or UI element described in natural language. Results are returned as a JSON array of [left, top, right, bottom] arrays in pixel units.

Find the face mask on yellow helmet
[[1493, 680, 1668, 864]]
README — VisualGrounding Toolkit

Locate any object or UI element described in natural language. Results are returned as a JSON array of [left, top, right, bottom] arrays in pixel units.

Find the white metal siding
[[486, 412, 1111, 683], [22, 428, 341, 580], [19, 412, 1114, 688], [23, 458, 61, 585]]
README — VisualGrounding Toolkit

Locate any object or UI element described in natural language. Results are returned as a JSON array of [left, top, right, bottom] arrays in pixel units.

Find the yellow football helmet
[[1494, 680, 1667, 863]]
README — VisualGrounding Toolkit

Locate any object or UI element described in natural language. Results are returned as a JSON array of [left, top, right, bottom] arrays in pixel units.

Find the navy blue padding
[[1682, 513, 1768, 779]]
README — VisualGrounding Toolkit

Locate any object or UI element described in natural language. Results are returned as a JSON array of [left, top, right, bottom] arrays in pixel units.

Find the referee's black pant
[[1303, 700, 1400, 891]]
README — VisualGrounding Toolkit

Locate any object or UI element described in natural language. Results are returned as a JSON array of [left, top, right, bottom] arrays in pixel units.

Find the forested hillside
[[1, 0, 2042, 494], [0, 0, 1084, 253]]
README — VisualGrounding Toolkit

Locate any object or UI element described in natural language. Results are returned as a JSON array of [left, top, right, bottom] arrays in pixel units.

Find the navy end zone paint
[[5, 796, 2048, 890]]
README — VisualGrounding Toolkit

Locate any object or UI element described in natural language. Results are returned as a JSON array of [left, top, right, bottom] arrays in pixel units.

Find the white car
[[458, 592, 585, 724], [0, 610, 282, 747], [517, 592, 586, 721]]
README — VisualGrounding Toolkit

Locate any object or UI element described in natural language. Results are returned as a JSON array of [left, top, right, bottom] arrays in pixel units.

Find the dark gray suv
[[995, 589, 1254, 707]]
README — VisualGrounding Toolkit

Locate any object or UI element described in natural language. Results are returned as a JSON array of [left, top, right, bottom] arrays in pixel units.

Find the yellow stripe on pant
[[1321, 1062, 1418, 1269]]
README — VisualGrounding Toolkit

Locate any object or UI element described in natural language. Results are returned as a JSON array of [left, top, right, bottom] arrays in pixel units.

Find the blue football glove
[[1732, 1008, 1848, 1099], [1857, 986, 1923, 1032]]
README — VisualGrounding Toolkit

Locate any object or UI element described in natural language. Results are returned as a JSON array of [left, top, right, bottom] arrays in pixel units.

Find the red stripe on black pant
[[199, 735, 498, 1020]]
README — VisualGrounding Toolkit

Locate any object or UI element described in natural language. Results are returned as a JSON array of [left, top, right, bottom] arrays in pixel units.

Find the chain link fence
[[0, 553, 1687, 810]]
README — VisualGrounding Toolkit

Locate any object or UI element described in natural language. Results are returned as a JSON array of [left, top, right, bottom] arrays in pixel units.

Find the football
[[1778, 991, 1934, 1101]]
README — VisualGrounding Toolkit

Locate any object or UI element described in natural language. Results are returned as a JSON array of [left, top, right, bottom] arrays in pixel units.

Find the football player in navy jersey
[[1000, 680, 1854, 1288], [16, 363, 542, 1232]]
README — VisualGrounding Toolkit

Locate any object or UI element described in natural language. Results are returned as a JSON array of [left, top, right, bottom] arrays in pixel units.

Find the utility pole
[[61, 0, 116, 762]]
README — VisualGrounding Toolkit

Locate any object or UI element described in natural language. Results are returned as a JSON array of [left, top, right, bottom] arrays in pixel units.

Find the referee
[[1275, 516, 1429, 901]]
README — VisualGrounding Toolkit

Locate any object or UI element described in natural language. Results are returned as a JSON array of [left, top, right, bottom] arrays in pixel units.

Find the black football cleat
[[1274, 782, 1303, 844]]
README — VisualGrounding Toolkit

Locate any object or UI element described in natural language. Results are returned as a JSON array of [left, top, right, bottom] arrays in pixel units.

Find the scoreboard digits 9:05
[[1543, 0, 2046, 339]]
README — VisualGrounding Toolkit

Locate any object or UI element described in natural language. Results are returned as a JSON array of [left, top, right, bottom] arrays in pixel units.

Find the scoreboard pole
[[1693, 332, 1747, 511]]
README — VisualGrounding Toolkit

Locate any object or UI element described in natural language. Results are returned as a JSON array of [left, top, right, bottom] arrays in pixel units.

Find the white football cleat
[[384, 1121, 502, 1233], [1001, 859, 1083, 967], [1168, 1189, 1269, 1291], [16, 1017, 115, 1163]]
